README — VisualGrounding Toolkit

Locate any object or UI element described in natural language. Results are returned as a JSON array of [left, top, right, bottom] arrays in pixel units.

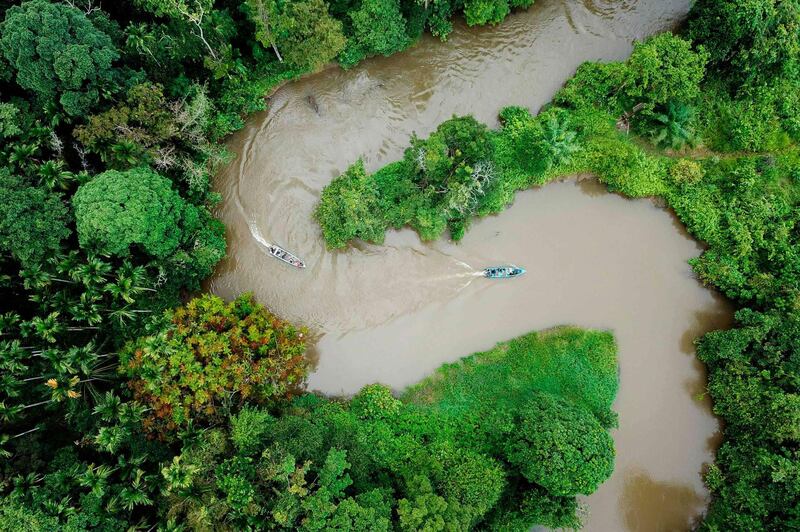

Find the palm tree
[[542, 115, 580, 166], [649, 101, 699, 151], [37, 160, 76, 190], [29, 312, 65, 343], [109, 141, 142, 169], [125, 22, 163, 66], [8, 143, 39, 171], [72, 256, 113, 286], [70, 291, 104, 326], [0, 312, 20, 336], [21, 264, 75, 291]]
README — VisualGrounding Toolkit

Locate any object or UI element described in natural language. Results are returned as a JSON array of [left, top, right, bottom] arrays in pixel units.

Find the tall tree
[[0, 170, 70, 267], [134, 0, 219, 59], [350, 0, 409, 57], [72, 167, 186, 259], [0, 0, 119, 117], [273, 0, 346, 70], [245, 0, 283, 62]]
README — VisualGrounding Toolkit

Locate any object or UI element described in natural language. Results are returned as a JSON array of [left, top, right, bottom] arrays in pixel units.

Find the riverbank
[[311, 15, 800, 531]]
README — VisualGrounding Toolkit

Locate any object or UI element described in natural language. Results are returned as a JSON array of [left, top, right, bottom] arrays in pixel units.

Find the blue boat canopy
[[483, 266, 526, 279]]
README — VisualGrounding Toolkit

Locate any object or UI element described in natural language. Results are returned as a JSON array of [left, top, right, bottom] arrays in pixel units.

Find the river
[[209, 1, 733, 530]]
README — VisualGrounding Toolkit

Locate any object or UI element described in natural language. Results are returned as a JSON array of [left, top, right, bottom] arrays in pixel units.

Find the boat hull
[[268, 245, 306, 268]]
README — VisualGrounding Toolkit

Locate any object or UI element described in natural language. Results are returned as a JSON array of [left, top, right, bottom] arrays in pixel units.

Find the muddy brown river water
[[209, 0, 734, 529]]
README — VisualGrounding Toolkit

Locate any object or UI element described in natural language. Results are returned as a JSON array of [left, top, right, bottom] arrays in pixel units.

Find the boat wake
[[248, 220, 271, 249]]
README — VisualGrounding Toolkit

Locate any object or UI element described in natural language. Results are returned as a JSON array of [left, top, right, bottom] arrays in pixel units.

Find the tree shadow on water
[[620, 469, 707, 532]]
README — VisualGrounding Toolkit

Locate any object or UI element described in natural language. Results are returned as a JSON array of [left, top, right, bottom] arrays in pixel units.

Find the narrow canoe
[[268, 244, 306, 269]]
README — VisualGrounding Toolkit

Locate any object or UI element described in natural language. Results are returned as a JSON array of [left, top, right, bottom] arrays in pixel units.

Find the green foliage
[[274, 0, 347, 70], [0, 102, 21, 139], [119, 293, 308, 437], [585, 135, 669, 197], [668, 158, 705, 185], [74, 82, 176, 167], [0, 498, 60, 530], [554, 60, 631, 116], [349, 0, 410, 59], [464, 0, 510, 27], [504, 392, 614, 496], [404, 327, 618, 425], [317, 115, 498, 246], [688, 0, 800, 89], [668, 156, 799, 305], [230, 406, 275, 454], [555, 33, 707, 119], [0, 0, 119, 117], [73, 167, 186, 258], [405, 327, 618, 527], [699, 81, 793, 153], [647, 100, 699, 150], [0, 170, 70, 267], [696, 309, 800, 530], [350, 383, 401, 420], [624, 33, 708, 111], [539, 113, 581, 167], [315, 159, 386, 248]]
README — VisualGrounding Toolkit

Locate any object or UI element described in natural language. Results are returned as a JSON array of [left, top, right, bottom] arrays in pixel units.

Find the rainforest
[[1, 0, 798, 530]]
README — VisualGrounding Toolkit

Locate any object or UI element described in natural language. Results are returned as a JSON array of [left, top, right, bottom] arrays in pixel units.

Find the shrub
[[276, 0, 347, 70], [669, 158, 705, 185], [0, 170, 70, 267], [350, 0, 409, 58], [688, 0, 800, 89], [585, 135, 669, 197], [463, 0, 510, 27], [624, 33, 708, 111], [350, 384, 401, 420], [230, 406, 276, 454], [647, 100, 699, 150]]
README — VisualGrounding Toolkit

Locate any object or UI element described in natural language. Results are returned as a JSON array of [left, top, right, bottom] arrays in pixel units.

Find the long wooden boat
[[267, 244, 306, 268]]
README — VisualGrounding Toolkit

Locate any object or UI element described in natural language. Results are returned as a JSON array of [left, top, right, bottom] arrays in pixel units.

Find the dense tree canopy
[[504, 393, 615, 496], [0, 170, 70, 267], [350, 0, 409, 57], [0, 0, 119, 117], [73, 167, 187, 258], [2, 0, 799, 529], [271, 0, 347, 70], [688, 0, 800, 89], [120, 293, 308, 437]]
